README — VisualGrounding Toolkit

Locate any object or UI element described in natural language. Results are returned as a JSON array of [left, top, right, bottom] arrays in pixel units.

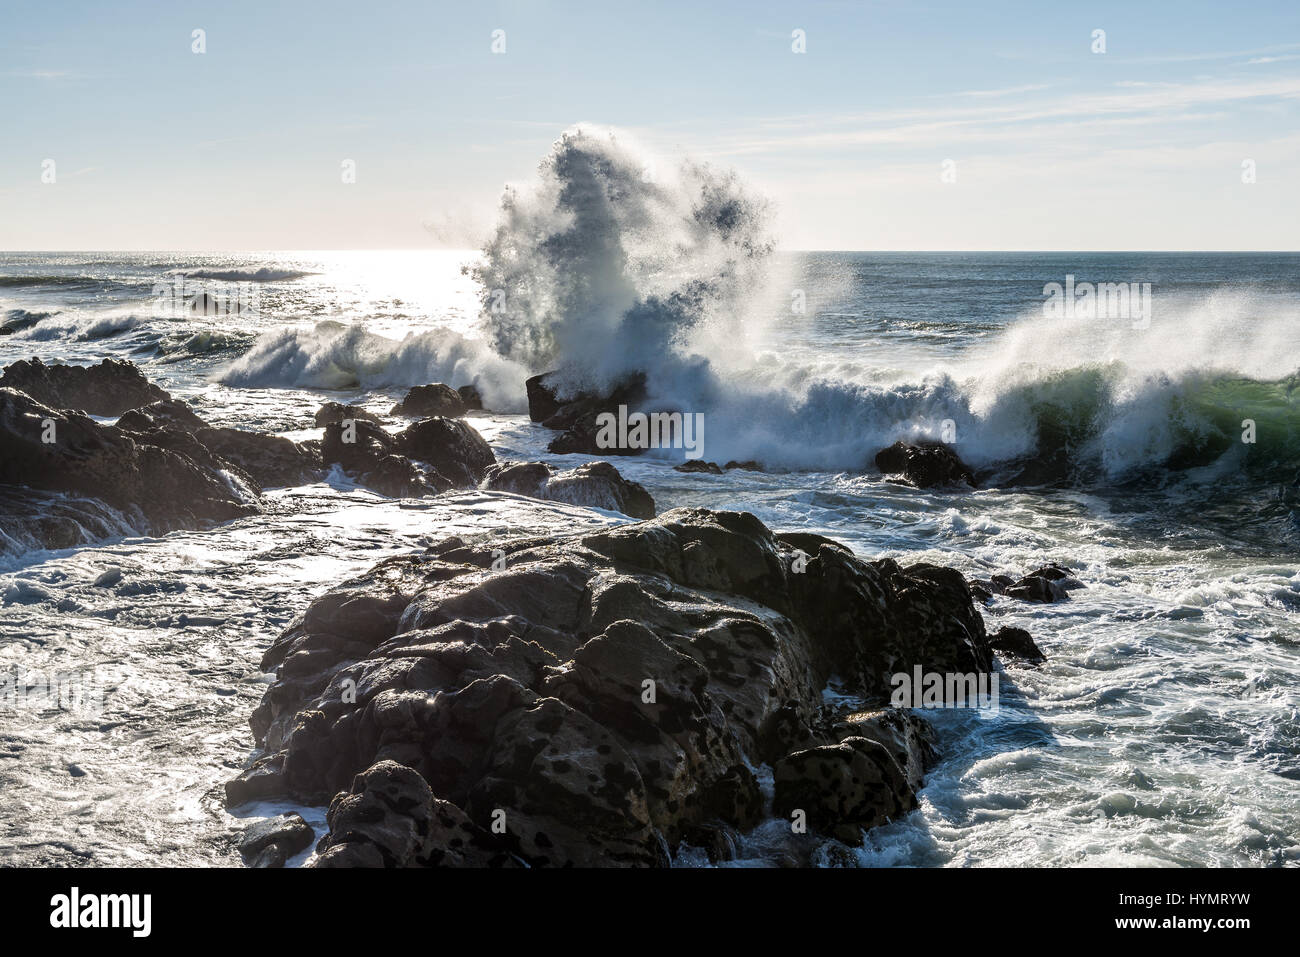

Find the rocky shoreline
[[0, 358, 1061, 867], [226, 506, 995, 867]]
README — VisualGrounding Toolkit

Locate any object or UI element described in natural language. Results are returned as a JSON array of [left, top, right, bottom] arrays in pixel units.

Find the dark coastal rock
[[0, 358, 169, 416], [772, 736, 917, 845], [525, 372, 563, 423], [989, 626, 1046, 664], [830, 708, 938, 791], [674, 460, 723, 475], [0, 388, 259, 544], [321, 417, 397, 473], [526, 370, 649, 456], [390, 383, 467, 418], [971, 564, 1083, 604], [875, 441, 975, 489], [194, 427, 321, 488], [229, 507, 993, 866], [116, 398, 321, 490], [116, 398, 208, 433], [314, 760, 515, 868], [725, 460, 763, 472], [238, 812, 314, 866], [393, 417, 495, 488], [482, 460, 656, 519], [313, 401, 382, 428], [359, 455, 442, 498], [546, 418, 638, 457], [319, 415, 494, 497], [1006, 565, 1084, 603], [457, 384, 484, 411]]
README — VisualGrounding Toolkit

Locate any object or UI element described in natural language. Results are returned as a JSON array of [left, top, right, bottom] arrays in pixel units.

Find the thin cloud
[[956, 83, 1050, 98]]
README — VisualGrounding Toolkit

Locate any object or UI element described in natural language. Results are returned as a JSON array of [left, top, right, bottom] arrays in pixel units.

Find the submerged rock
[[674, 460, 723, 475], [875, 441, 975, 489], [974, 564, 1084, 604], [228, 507, 992, 866], [482, 460, 656, 519], [0, 358, 169, 417]]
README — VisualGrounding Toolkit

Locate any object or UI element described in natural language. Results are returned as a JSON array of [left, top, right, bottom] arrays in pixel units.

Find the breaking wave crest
[[217, 320, 529, 412]]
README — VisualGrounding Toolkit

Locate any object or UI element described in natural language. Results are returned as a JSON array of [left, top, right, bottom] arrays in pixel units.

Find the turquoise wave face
[[979, 365, 1300, 487]]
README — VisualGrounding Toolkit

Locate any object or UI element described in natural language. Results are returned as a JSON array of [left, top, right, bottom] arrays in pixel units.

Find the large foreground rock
[[0, 358, 169, 416], [482, 460, 655, 519], [228, 508, 995, 866]]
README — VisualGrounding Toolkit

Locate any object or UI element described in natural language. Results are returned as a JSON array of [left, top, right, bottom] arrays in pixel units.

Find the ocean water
[[2, 230, 1299, 863]]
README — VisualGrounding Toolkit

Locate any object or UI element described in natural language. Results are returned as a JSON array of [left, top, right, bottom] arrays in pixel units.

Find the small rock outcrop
[[988, 625, 1046, 664], [525, 370, 649, 456], [875, 441, 975, 489], [482, 460, 656, 519], [238, 812, 315, 868], [971, 564, 1084, 604], [314, 402, 382, 428], [390, 384, 467, 418], [319, 416, 495, 498], [457, 385, 484, 411]]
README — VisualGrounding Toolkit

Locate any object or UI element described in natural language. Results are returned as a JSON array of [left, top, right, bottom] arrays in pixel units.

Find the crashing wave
[[216, 320, 529, 413]]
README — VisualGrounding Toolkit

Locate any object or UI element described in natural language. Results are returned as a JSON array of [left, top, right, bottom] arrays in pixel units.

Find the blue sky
[[2, 0, 1298, 249]]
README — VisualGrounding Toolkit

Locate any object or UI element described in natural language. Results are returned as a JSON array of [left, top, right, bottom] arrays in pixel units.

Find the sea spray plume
[[470, 126, 776, 399]]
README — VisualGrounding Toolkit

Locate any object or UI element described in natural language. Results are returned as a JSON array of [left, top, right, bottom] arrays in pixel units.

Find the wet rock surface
[[0, 358, 169, 417], [988, 625, 1047, 664], [0, 387, 260, 544], [318, 415, 496, 497], [228, 507, 998, 865], [238, 811, 314, 867], [313, 401, 382, 428], [390, 383, 467, 418], [482, 460, 656, 519], [972, 564, 1085, 604], [875, 441, 976, 489], [526, 370, 649, 456]]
